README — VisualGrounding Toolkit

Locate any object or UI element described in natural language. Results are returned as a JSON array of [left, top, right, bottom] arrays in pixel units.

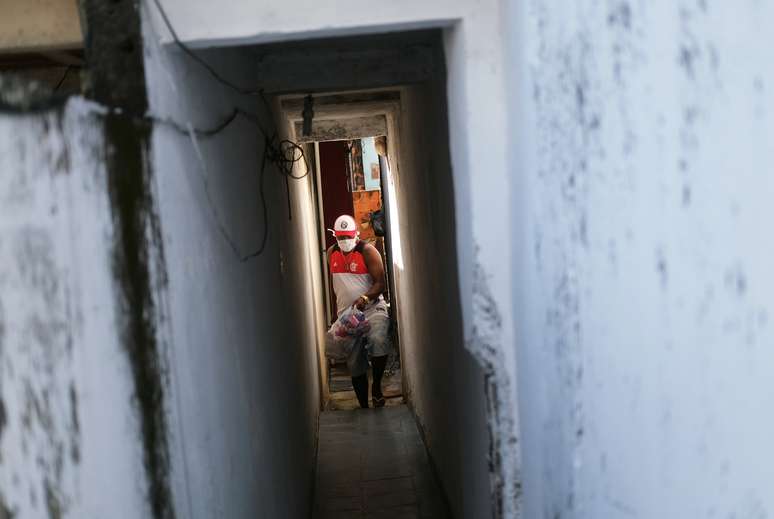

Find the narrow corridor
[[314, 405, 449, 518]]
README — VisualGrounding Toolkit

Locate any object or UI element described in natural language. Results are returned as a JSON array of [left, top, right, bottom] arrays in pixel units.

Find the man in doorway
[[325, 214, 392, 408]]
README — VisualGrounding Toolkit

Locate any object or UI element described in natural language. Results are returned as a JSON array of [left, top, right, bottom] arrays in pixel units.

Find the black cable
[[239, 146, 271, 261], [284, 175, 292, 220], [146, 0, 312, 176], [54, 66, 72, 92], [192, 134, 271, 262], [1, 97, 307, 262], [149, 0, 263, 96], [151, 108, 240, 137], [269, 136, 310, 180], [152, 111, 307, 261], [146, 0, 311, 183], [3, 0, 311, 262]]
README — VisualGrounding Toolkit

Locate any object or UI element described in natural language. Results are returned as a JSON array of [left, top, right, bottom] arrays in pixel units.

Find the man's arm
[[326, 246, 337, 314], [359, 243, 386, 305]]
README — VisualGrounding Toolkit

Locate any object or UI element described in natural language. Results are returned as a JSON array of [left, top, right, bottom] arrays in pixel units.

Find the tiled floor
[[314, 405, 450, 518]]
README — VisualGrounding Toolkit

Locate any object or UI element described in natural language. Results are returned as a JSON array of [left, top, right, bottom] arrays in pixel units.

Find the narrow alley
[[3, 1, 774, 519], [314, 406, 448, 518]]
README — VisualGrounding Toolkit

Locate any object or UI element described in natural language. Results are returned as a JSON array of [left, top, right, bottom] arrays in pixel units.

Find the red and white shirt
[[329, 243, 374, 315]]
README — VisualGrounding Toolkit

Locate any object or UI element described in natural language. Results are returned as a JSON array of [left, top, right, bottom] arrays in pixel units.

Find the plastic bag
[[332, 306, 371, 341]]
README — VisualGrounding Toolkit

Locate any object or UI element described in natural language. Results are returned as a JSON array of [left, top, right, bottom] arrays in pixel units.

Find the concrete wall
[[5, 0, 774, 517], [145, 1, 524, 514], [510, 1, 774, 517], [0, 99, 153, 518], [0, 11, 339, 518], [140, 9, 321, 519], [391, 78, 494, 518]]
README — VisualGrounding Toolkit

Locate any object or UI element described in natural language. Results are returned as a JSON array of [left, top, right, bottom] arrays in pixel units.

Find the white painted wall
[[0, 100, 150, 518], [0, 13, 329, 517], [6, 0, 774, 519], [5, 0, 773, 517], [141, 9, 321, 518], [510, 1, 774, 517], [391, 80, 495, 518], [274, 103, 335, 409], [144, 1, 524, 515]]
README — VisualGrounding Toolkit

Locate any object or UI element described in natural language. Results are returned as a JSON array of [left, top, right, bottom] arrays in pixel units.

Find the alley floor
[[314, 405, 450, 518], [326, 358, 404, 410]]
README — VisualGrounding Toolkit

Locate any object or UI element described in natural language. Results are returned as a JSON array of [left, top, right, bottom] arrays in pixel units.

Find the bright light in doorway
[[383, 158, 404, 271]]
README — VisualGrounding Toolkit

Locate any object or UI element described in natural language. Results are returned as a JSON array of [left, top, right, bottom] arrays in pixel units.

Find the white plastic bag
[[331, 306, 371, 341]]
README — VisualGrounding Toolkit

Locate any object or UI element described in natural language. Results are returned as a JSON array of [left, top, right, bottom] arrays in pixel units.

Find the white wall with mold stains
[[510, 1, 774, 517], [8, 1, 774, 517], [387, 80, 496, 518], [140, 7, 322, 519], [143, 1, 525, 516], [0, 100, 151, 518]]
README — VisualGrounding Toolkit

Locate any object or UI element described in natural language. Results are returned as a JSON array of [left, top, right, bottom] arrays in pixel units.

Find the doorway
[[276, 91, 454, 516], [262, 29, 494, 517], [311, 135, 403, 410]]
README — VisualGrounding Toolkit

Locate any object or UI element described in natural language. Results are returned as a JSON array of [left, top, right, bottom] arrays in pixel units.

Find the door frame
[[279, 90, 409, 404]]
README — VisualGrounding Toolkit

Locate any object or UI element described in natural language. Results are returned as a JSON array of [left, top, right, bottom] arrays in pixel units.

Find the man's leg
[[371, 355, 388, 407], [351, 373, 369, 408]]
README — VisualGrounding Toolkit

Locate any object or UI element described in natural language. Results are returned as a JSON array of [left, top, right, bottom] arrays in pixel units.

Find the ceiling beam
[[255, 42, 436, 94], [0, 0, 83, 54], [293, 115, 387, 143]]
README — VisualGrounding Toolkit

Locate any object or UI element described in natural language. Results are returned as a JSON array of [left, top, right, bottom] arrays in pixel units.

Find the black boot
[[351, 374, 369, 408]]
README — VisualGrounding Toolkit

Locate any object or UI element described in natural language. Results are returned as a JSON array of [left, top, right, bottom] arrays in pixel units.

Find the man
[[325, 214, 392, 408]]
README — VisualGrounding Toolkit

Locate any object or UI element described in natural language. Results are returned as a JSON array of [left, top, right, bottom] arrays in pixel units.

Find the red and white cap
[[333, 214, 358, 238]]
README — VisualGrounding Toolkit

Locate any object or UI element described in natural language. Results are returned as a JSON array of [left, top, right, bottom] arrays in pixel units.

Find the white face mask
[[337, 238, 357, 252]]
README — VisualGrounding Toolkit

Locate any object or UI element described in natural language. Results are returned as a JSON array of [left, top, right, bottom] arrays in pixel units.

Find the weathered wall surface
[[140, 8, 321, 519], [511, 1, 774, 517], [0, 100, 151, 518], [392, 79, 494, 519], [145, 13, 524, 515]]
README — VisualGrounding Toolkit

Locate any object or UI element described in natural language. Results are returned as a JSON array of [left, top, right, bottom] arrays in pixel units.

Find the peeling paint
[[467, 251, 522, 519]]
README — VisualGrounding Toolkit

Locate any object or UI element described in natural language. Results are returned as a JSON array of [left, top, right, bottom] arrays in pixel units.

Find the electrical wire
[[153, 108, 239, 137], [2, 0, 311, 262], [2, 98, 308, 262], [144, 0, 313, 259], [156, 110, 308, 260], [149, 0, 263, 96], [147, 0, 311, 174], [185, 121, 272, 261], [54, 66, 73, 92], [146, 0, 312, 176]]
